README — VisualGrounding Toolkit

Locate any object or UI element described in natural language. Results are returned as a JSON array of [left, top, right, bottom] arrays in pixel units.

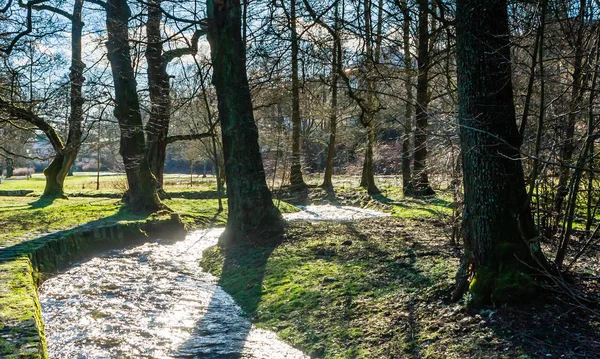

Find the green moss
[[468, 243, 537, 306]]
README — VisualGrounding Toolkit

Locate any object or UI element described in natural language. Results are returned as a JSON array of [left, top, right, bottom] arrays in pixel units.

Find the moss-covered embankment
[[0, 213, 186, 359]]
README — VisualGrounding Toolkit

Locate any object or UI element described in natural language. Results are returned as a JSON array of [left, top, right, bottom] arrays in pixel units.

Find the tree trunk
[[556, 24, 599, 267], [106, 0, 161, 213], [289, 0, 307, 193], [42, 152, 77, 198], [401, 0, 412, 192], [322, 2, 340, 191], [408, 0, 434, 197], [552, 0, 586, 237], [359, 0, 381, 195], [453, 0, 546, 305], [144, 0, 171, 198], [41, 0, 85, 199], [527, 0, 546, 199], [207, 0, 283, 245], [360, 117, 380, 194]]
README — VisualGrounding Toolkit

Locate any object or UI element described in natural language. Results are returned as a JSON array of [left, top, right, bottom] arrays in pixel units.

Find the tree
[[359, 0, 383, 195], [406, 0, 435, 196], [144, 0, 209, 197], [39, 0, 85, 198], [400, 0, 413, 192], [105, 0, 161, 212], [321, 0, 341, 191], [206, 0, 283, 244], [453, 0, 547, 305], [288, 0, 308, 193], [0, 0, 85, 199]]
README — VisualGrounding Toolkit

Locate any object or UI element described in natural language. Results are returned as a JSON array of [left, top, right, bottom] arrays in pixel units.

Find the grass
[[201, 219, 458, 358], [201, 218, 600, 358], [0, 196, 298, 246], [2, 173, 599, 358], [0, 173, 221, 196]]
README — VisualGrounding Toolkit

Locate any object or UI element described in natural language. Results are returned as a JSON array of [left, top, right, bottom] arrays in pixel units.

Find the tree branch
[[166, 132, 214, 144], [18, 0, 74, 20], [0, 97, 65, 153], [85, 0, 106, 9], [162, 26, 208, 64]]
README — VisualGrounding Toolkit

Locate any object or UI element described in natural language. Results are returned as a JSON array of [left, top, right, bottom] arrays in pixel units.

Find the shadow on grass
[[177, 238, 279, 358], [0, 205, 151, 266], [28, 196, 57, 209]]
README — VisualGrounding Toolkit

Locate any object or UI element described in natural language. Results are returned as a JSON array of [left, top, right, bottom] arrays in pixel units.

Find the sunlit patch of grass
[[0, 197, 124, 244]]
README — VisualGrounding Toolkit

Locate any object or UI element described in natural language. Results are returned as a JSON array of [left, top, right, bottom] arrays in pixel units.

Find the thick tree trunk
[[289, 0, 307, 193], [401, 0, 412, 192], [207, 0, 283, 245], [322, 3, 340, 191], [454, 0, 546, 305], [42, 152, 77, 198], [145, 0, 171, 197], [106, 0, 161, 213], [408, 0, 434, 197], [41, 0, 85, 199]]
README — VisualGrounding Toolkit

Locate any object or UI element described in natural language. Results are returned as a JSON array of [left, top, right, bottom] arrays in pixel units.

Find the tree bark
[[322, 2, 340, 191], [360, 116, 380, 194], [207, 0, 283, 244], [551, 0, 586, 237], [359, 0, 381, 195], [453, 0, 546, 305], [289, 0, 307, 193], [144, 0, 171, 195], [106, 0, 161, 213], [407, 0, 434, 197], [401, 0, 412, 193]]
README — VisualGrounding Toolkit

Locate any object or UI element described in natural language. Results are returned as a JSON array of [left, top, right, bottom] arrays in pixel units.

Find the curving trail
[[39, 206, 388, 358]]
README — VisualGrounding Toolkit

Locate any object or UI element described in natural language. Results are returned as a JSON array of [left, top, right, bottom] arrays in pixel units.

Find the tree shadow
[[28, 196, 57, 209], [176, 241, 279, 358], [0, 205, 152, 266]]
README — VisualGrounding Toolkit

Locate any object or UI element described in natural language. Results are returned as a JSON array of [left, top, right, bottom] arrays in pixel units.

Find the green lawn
[[0, 173, 221, 196]]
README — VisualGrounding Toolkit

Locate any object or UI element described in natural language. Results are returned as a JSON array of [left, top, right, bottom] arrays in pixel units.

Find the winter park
[[0, 0, 599, 358]]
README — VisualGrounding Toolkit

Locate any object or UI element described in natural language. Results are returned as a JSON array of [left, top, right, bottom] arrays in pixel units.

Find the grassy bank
[[0, 177, 296, 358], [0, 196, 297, 246], [202, 217, 599, 359]]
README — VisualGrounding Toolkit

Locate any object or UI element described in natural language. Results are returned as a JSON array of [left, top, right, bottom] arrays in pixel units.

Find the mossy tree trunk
[[407, 0, 434, 197], [454, 0, 547, 305], [207, 0, 283, 245], [360, 116, 380, 194], [106, 0, 161, 213]]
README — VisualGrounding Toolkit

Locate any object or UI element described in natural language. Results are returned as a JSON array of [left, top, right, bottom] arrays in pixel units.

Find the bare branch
[[165, 132, 215, 144]]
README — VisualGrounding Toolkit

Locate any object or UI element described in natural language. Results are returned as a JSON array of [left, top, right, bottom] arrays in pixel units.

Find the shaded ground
[[202, 217, 600, 359]]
